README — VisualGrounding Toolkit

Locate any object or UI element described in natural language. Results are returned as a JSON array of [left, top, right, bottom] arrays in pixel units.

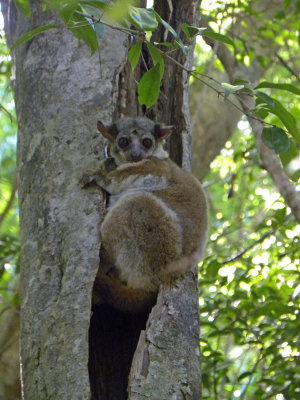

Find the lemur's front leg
[[80, 157, 117, 191]]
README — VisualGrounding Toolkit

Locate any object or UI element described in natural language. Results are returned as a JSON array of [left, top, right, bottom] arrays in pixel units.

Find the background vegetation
[[0, 0, 299, 399]]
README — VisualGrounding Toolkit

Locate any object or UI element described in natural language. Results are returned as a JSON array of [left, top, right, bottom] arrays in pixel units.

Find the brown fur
[[82, 118, 208, 313]]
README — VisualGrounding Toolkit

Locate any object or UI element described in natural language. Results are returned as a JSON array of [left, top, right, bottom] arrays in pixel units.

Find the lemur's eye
[[142, 138, 153, 149], [118, 137, 130, 148]]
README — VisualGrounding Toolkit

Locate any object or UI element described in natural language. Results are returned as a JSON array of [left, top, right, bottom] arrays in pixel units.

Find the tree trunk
[[2, 0, 202, 399]]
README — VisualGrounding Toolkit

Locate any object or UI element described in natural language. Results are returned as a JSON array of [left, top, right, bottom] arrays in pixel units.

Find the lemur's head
[[97, 117, 173, 165]]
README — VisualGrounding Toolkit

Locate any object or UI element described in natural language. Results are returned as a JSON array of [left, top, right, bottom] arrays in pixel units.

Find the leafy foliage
[[11, 0, 300, 160], [196, 1, 300, 398], [201, 127, 300, 399], [0, 34, 19, 319]]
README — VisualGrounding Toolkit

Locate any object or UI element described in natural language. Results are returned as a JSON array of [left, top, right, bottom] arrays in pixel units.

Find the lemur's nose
[[130, 151, 143, 162]]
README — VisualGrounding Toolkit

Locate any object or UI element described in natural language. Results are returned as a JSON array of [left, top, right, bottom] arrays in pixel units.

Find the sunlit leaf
[[279, 137, 300, 170], [128, 6, 158, 31], [255, 81, 300, 95], [14, 0, 31, 18], [128, 42, 142, 71], [80, 0, 106, 9], [200, 29, 234, 47], [232, 78, 251, 85], [68, 13, 98, 54], [262, 127, 290, 153], [152, 10, 178, 38], [273, 208, 287, 224], [270, 99, 300, 143], [138, 62, 161, 108], [80, 3, 105, 19], [182, 23, 200, 39], [255, 90, 275, 109], [44, 0, 79, 23], [147, 42, 165, 79], [106, 0, 136, 24], [222, 83, 244, 98], [154, 41, 174, 48], [152, 10, 187, 54], [11, 25, 59, 50], [94, 22, 104, 38], [206, 260, 221, 278]]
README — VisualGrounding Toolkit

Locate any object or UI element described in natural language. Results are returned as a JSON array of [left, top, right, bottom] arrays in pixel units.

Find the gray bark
[[0, 306, 20, 400], [2, 0, 202, 399], [126, 2, 202, 399], [2, 1, 127, 399]]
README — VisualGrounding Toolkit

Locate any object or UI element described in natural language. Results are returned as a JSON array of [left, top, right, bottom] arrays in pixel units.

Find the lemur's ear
[[97, 120, 118, 142], [154, 124, 174, 141]]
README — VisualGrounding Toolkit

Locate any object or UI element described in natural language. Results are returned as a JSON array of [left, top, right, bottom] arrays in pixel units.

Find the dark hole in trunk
[[89, 304, 149, 400]]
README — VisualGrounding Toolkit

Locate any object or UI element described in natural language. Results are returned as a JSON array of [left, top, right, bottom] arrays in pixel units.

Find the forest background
[[0, 0, 299, 399]]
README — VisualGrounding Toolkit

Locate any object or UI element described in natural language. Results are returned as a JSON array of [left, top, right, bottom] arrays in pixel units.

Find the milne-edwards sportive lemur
[[81, 117, 208, 313]]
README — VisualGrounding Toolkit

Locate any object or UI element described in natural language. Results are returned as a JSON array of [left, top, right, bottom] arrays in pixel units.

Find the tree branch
[[0, 176, 18, 227]]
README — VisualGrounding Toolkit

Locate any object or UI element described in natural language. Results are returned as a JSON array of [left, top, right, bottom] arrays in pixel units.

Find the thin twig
[[0, 176, 18, 226], [276, 54, 300, 82], [222, 229, 276, 265], [74, 10, 144, 37]]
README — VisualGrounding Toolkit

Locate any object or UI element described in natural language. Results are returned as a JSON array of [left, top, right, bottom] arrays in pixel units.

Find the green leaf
[[147, 42, 165, 79], [255, 90, 275, 109], [255, 81, 300, 95], [206, 260, 221, 278], [271, 99, 300, 143], [68, 13, 98, 54], [79, 3, 105, 37], [200, 29, 234, 47], [254, 107, 269, 119], [94, 22, 104, 38], [152, 10, 178, 38], [154, 41, 175, 48], [138, 62, 161, 108], [128, 7, 158, 31], [128, 42, 142, 71], [105, 0, 135, 24], [11, 25, 59, 50], [182, 23, 200, 39], [80, 3, 105, 19], [262, 127, 290, 153], [221, 83, 244, 98], [174, 40, 189, 55], [279, 138, 300, 169], [80, 0, 106, 9], [284, 0, 292, 8], [45, 0, 79, 23], [273, 208, 287, 224], [152, 10, 187, 54], [14, 0, 31, 18], [232, 78, 250, 85]]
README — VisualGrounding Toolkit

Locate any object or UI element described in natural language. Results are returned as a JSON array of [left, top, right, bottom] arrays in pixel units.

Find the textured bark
[[2, 1, 128, 399], [0, 306, 21, 400], [123, 1, 203, 399], [2, 0, 202, 399]]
